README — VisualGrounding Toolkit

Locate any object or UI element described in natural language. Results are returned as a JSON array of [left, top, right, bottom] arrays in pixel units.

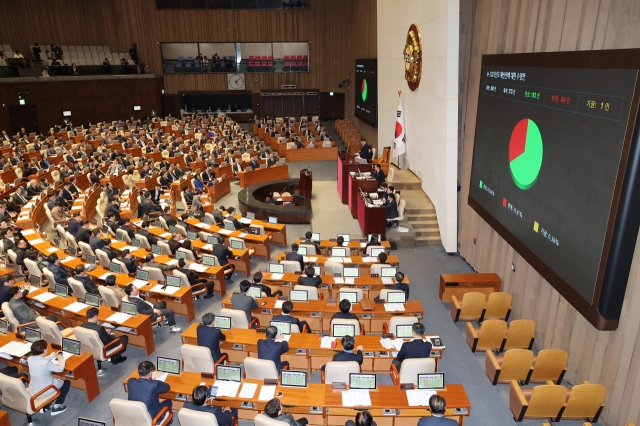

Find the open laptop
[[85, 293, 100, 308], [30, 275, 41, 288], [268, 216, 278, 224], [289, 289, 308, 302], [120, 301, 138, 316], [55, 284, 68, 298], [224, 222, 235, 231], [338, 291, 358, 304], [175, 250, 187, 260], [187, 231, 197, 240], [343, 267, 359, 278], [280, 370, 307, 388], [78, 418, 106, 426], [24, 327, 42, 343], [166, 276, 182, 288], [230, 239, 244, 250], [350, 373, 376, 390], [370, 247, 385, 257], [61, 337, 81, 359], [0, 319, 8, 335], [246, 212, 255, 220], [207, 235, 218, 245], [216, 364, 242, 382], [311, 233, 320, 242], [151, 245, 162, 255], [380, 267, 397, 278], [331, 247, 347, 258], [247, 286, 262, 298], [338, 234, 351, 242], [332, 323, 355, 338], [386, 291, 406, 304], [136, 269, 150, 282], [395, 324, 414, 339], [109, 262, 121, 274], [86, 255, 97, 271], [202, 255, 217, 266], [157, 356, 181, 376], [270, 321, 291, 335], [131, 239, 142, 249], [269, 263, 284, 274], [297, 246, 307, 256], [418, 373, 445, 390], [214, 316, 231, 330]]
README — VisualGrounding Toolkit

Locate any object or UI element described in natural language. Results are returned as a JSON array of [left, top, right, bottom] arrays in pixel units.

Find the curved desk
[[237, 164, 289, 188], [238, 179, 312, 224]]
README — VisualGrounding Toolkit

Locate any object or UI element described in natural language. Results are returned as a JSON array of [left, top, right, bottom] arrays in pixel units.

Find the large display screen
[[468, 54, 640, 330], [355, 59, 378, 127]]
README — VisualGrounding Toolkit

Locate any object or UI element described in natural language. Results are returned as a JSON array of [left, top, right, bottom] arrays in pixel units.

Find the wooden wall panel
[[458, 0, 640, 424]]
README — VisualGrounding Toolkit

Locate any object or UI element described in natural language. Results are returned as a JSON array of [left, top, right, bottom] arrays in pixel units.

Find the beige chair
[[330, 318, 363, 336], [293, 284, 319, 301], [390, 358, 437, 385], [95, 249, 111, 268], [323, 261, 343, 275], [73, 325, 125, 376], [158, 216, 169, 231], [35, 316, 74, 346], [383, 316, 419, 336], [179, 408, 220, 426], [134, 233, 152, 250], [68, 277, 87, 301], [173, 270, 207, 297], [299, 244, 316, 255], [280, 260, 301, 273], [466, 320, 507, 353], [177, 247, 196, 261], [337, 288, 363, 302], [99, 285, 121, 308], [65, 231, 80, 252], [157, 240, 172, 255], [42, 268, 57, 290], [503, 319, 536, 351], [244, 357, 279, 380], [0, 373, 61, 426], [528, 349, 569, 384], [364, 245, 385, 256], [322, 361, 360, 384], [24, 258, 45, 281], [485, 349, 534, 385], [181, 344, 224, 374], [175, 224, 188, 237], [110, 398, 173, 426], [2, 302, 35, 335], [451, 292, 486, 322], [116, 229, 132, 244], [369, 263, 387, 276], [483, 292, 513, 321], [142, 266, 166, 282], [220, 308, 259, 329], [254, 413, 289, 426], [112, 258, 130, 276], [78, 241, 95, 260]]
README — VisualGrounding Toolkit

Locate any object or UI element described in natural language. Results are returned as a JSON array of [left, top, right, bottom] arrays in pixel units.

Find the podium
[[357, 192, 386, 240], [337, 152, 371, 204], [348, 173, 378, 218], [299, 169, 312, 197]]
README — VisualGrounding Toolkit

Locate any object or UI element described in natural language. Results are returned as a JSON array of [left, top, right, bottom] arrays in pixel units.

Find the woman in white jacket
[[27, 339, 70, 416]]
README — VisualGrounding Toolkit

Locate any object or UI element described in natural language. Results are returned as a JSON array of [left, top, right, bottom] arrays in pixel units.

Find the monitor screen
[[370, 248, 385, 257], [55, 284, 68, 298], [313, 266, 321, 276], [268, 216, 278, 224], [247, 212, 255, 220], [311, 233, 320, 242], [175, 251, 187, 260], [418, 373, 445, 390], [338, 234, 351, 242], [166, 276, 181, 288], [157, 357, 181, 375], [332, 324, 355, 338], [354, 59, 378, 127], [270, 321, 291, 335], [269, 263, 284, 274], [367, 234, 381, 242], [247, 286, 262, 298], [85, 293, 100, 308], [207, 235, 218, 245], [187, 231, 197, 240], [0, 319, 7, 335], [280, 370, 307, 387], [396, 324, 414, 339], [230, 240, 243, 250], [63, 111, 72, 117], [120, 301, 138, 316], [289, 290, 308, 302], [136, 269, 150, 281], [132, 239, 141, 248], [151, 245, 162, 255], [109, 263, 121, 274], [30, 275, 41, 287], [116, 232, 124, 242], [54, 237, 61, 247], [202, 255, 216, 266], [249, 226, 260, 235], [224, 222, 235, 231], [62, 338, 81, 355], [78, 418, 106, 426], [25, 327, 41, 343], [386, 292, 406, 303], [338, 291, 357, 304], [133, 106, 141, 111], [343, 267, 359, 278], [169, 226, 177, 234], [216, 364, 242, 382], [67, 247, 77, 257], [297, 246, 307, 255], [350, 373, 377, 390], [214, 316, 231, 330], [86, 255, 96, 265], [204, 216, 213, 225], [154, 220, 162, 228], [380, 267, 397, 278], [331, 247, 346, 258]]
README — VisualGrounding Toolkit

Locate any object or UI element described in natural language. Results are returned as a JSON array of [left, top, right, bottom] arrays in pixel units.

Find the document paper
[[213, 380, 241, 398], [341, 390, 371, 407], [258, 385, 276, 401], [406, 389, 436, 406], [238, 382, 258, 399]]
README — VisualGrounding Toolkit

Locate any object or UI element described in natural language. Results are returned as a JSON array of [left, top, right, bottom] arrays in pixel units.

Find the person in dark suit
[[120, 249, 137, 273], [81, 307, 128, 364], [265, 193, 278, 205], [162, 207, 176, 227], [331, 299, 359, 323], [0, 273, 27, 305], [124, 284, 181, 333], [385, 193, 399, 227], [75, 220, 91, 245], [258, 325, 289, 373], [46, 254, 71, 290], [251, 271, 281, 298], [373, 164, 385, 188], [197, 312, 226, 361], [127, 361, 172, 419], [67, 212, 82, 236], [301, 231, 320, 250], [26, 179, 41, 198], [212, 235, 235, 279], [345, 411, 377, 426], [392, 322, 431, 370], [332, 335, 364, 365], [39, 156, 52, 169], [89, 228, 106, 252], [285, 243, 304, 270], [359, 139, 373, 160], [139, 221, 158, 246], [225, 207, 243, 230], [264, 397, 308, 426], [105, 197, 124, 225], [418, 396, 458, 426], [231, 281, 259, 325], [271, 301, 308, 333], [178, 258, 214, 298], [11, 186, 28, 206], [183, 385, 237, 426], [374, 271, 410, 300], [248, 156, 260, 169], [141, 193, 163, 215], [74, 265, 99, 295], [167, 233, 181, 255], [267, 153, 277, 167], [149, 185, 163, 204], [297, 265, 322, 288]]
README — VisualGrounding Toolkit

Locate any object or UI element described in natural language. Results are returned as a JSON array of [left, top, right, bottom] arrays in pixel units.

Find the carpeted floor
[[4, 165, 593, 425]]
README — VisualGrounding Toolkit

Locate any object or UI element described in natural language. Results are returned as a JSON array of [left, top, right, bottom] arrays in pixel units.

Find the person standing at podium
[[359, 138, 373, 160]]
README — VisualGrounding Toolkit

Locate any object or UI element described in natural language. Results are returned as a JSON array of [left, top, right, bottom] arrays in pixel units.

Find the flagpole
[[397, 90, 405, 170]]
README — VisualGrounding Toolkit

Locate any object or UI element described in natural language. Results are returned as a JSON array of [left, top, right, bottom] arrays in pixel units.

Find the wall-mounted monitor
[[354, 59, 378, 127], [133, 106, 141, 111], [63, 111, 72, 117]]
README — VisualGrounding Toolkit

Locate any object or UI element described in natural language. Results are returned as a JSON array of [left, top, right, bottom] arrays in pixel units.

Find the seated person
[[124, 284, 181, 333], [374, 271, 409, 300], [301, 231, 319, 249], [81, 307, 128, 364], [252, 271, 282, 298], [271, 301, 309, 333], [264, 397, 308, 426], [231, 280, 259, 326], [336, 236, 345, 247], [418, 395, 457, 425], [330, 299, 359, 323], [385, 193, 398, 227], [286, 243, 304, 271], [8, 286, 59, 327], [74, 264, 99, 295], [258, 325, 289, 373], [225, 207, 242, 230], [197, 312, 226, 362], [321, 335, 363, 371], [346, 410, 377, 426], [104, 274, 127, 301], [0, 273, 26, 305], [120, 249, 137, 273], [183, 385, 238, 426], [178, 258, 214, 299], [27, 340, 70, 416], [265, 193, 277, 205], [297, 265, 322, 288], [392, 322, 431, 370], [127, 360, 172, 421]]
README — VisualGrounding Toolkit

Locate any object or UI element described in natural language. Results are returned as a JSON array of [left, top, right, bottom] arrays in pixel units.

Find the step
[[408, 220, 439, 229], [405, 207, 436, 215], [406, 214, 437, 222], [415, 229, 441, 237], [415, 236, 442, 246]]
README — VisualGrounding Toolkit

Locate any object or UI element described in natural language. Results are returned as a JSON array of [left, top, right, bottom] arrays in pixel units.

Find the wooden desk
[[294, 239, 391, 252], [338, 154, 371, 204], [439, 273, 502, 302], [183, 218, 272, 259], [275, 253, 400, 269], [207, 176, 232, 202], [0, 410, 9, 426], [357, 195, 386, 241], [238, 165, 289, 188], [349, 174, 379, 219], [285, 146, 338, 162], [0, 331, 100, 402], [224, 213, 288, 247]]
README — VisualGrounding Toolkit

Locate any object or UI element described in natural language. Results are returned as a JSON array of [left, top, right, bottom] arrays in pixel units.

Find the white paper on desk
[[195, 223, 208, 228], [63, 301, 89, 313], [240, 218, 252, 225], [99, 273, 111, 280], [274, 300, 285, 309], [381, 277, 393, 285], [343, 257, 353, 263], [0, 341, 31, 357], [391, 339, 404, 351], [24, 203, 34, 208], [33, 292, 57, 303], [155, 373, 168, 382], [321, 336, 336, 348], [202, 244, 213, 250], [21, 229, 35, 236], [238, 382, 258, 399], [327, 257, 343, 263], [151, 284, 180, 295], [161, 232, 172, 239], [344, 278, 355, 284], [333, 277, 344, 284], [218, 229, 232, 235], [189, 263, 208, 273], [406, 389, 436, 406], [360, 242, 367, 248], [341, 390, 371, 407], [120, 246, 137, 252], [270, 273, 284, 280], [106, 312, 133, 324], [258, 385, 276, 401], [384, 303, 405, 312], [362, 257, 377, 263], [276, 334, 291, 342], [61, 256, 75, 263], [71, 206, 82, 210], [379, 338, 394, 350], [214, 380, 241, 398], [30, 238, 44, 245], [238, 233, 248, 238], [46, 247, 59, 253], [130, 279, 148, 288], [28, 285, 40, 293], [303, 256, 318, 263], [165, 259, 179, 266]]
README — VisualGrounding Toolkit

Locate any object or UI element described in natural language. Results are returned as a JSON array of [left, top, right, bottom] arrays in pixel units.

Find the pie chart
[[509, 118, 543, 190], [362, 79, 368, 102]]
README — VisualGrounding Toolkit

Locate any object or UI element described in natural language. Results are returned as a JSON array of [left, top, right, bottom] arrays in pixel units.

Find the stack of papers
[[106, 312, 133, 324], [202, 244, 213, 250], [22, 229, 36, 236], [362, 257, 377, 263], [303, 256, 318, 263], [188, 263, 208, 273], [195, 223, 208, 228], [161, 232, 172, 239], [270, 273, 284, 280], [379, 338, 404, 351], [258, 385, 276, 401], [33, 292, 57, 303], [360, 242, 367, 248], [333, 277, 345, 284], [155, 373, 168, 382], [99, 273, 112, 280], [238, 233, 248, 238], [151, 284, 180, 295], [274, 300, 285, 309], [0, 341, 32, 357], [213, 380, 241, 397], [321, 336, 336, 348], [119, 246, 137, 252], [344, 278, 355, 284], [238, 382, 258, 398], [63, 301, 89, 313], [240, 218, 253, 225], [165, 259, 179, 266], [275, 334, 291, 342], [130, 279, 148, 288], [30, 238, 44, 245], [341, 390, 371, 407], [342, 257, 353, 263], [381, 277, 394, 285], [384, 303, 405, 312], [60, 256, 75, 263], [28, 286, 40, 293], [46, 247, 59, 253], [218, 229, 232, 235], [406, 389, 436, 406]]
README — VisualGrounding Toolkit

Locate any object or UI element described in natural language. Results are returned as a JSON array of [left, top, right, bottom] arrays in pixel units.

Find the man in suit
[[141, 193, 163, 216], [26, 179, 41, 198], [141, 253, 176, 275], [418, 396, 458, 425], [331, 299, 360, 323], [14, 240, 29, 267], [127, 361, 172, 419], [105, 211, 118, 235], [139, 221, 159, 246], [271, 301, 309, 333], [258, 325, 289, 373], [0, 274, 26, 305], [359, 139, 373, 160], [8, 287, 58, 326], [99, 238, 117, 261], [46, 254, 72, 292], [392, 322, 432, 370], [11, 186, 28, 206], [167, 233, 181, 255], [297, 265, 322, 288], [231, 281, 258, 324], [232, 158, 243, 177], [264, 397, 308, 426], [81, 307, 128, 364], [124, 284, 181, 333], [74, 265, 99, 295], [225, 207, 243, 230], [373, 164, 385, 188], [89, 228, 106, 252], [248, 156, 260, 169], [197, 312, 226, 361], [75, 220, 91, 245], [346, 411, 377, 426], [213, 206, 226, 224], [267, 152, 277, 167], [149, 184, 163, 204], [286, 243, 304, 270], [333, 335, 364, 365], [212, 235, 235, 279], [120, 249, 137, 273], [105, 197, 124, 225], [301, 231, 319, 250], [162, 207, 176, 227], [202, 166, 216, 186], [67, 212, 82, 236], [184, 385, 237, 426], [385, 193, 398, 228]]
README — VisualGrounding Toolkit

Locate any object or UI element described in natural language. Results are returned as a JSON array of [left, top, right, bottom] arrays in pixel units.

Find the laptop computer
[[418, 373, 445, 390], [202, 255, 217, 266], [24, 327, 42, 343], [85, 293, 100, 308], [338, 291, 358, 304], [78, 418, 106, 426], [331, 247, 347, 258], [370, 247, 385, 257], [157, 356, 181, 376], [109, 262, 121, 274], [120, 301, 138, 316], [386, 291, 406, 303], [270, 321, 291, 335], [216, 364, 242, 382], [55, 284, 68, 298], [297, 246, 307, 255], [395, 324, 414, 339], [280, 370, 307, 388], [213, 316, 231, 330], [380, 267, 397, 278], [289, 289, 308, 302], [151, 245, 162, 255], [338, 234, 351, 242], [332, 324, 355, 338], [343, 267, 359, 278], [349, 373, 376, 390], [62, 337, 81, 357], [269, 263, 284, 274]]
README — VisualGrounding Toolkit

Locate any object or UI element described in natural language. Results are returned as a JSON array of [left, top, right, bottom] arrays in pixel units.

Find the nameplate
[[329, 239, 337, 242], [331, 382, 347, 389], [261, 309, 272, 315], [310, 312, 320, 317], [381, 333, 393, 339], [400, 383, 414, 390], [383, 409, 397, 415], [445, 282, 459, 286], [296, 349, 306, 355], [370, 274, 379, 278], [256, 328, 267, 333], [282, 282, 292, 287], [295, 271, 302, 275], [264, 378, 277, 385], [326, 298, 336, 304], [201, 372, 213, 379], [278, 296, 288, 300], [362, 314, 372, 319], [363, 351, 374, 357], [333, 273, 342, 277], [232, 344, 244, 350], [375, 298, 385, 304]]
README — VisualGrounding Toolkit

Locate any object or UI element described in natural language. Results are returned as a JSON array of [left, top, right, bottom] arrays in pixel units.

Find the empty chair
[[322, 361, 360, 384], [177, 247, 196, 261], [73, 326, 125, 377], [35, 316, 74, 346], [142, 266, 165, 282], [95, 249, 111, 268], [485, 349, 534, 385], [280, 260, 301, 273], [134, 233, 152, 249], [323, 261, 343, 275], [528, 349, 568, 384], [503, 319, 535, 351], [110, 398, 172, 426], [390, 358, 437, 385], [244, 357, 279, 380], [157, 240, 172, 255], [483, 292, 512, 321], [0, 373, 61, 426], [220, 308, 259, 329], [450, 292, 486, 322], [299, 244, 316, 255], [466, 319, 507, 353], [510, 381, 567, 422], [560, 382, 606, 423]]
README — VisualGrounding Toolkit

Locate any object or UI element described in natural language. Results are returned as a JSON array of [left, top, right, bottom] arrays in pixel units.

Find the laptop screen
[[78, 418, 106, 426], [154, 220, 162, 228], [25, 327, 42, 343], [30, 275, 41, 287], [343, 267, 359, 278], [216, 364, 242, 382], [166, 276, 181, 288], [280, 370, 307, 387], [169, 226, 177, 234], [157, 357, 181, 375], [331, 247, 346, 258], [175, 250, 187, 260], [269, 263, 284, 274], [120, 301, 137, 316], [202, 255, 217, 266], [204, 216, 213, 225], [55, 284, 68, 297], [289, 290, 308, 302], [386, 291, 406, 303], [187, 231, 197, 240], [268, 216, 278, 224], [62, 338, 81, 355], [132, 239, 141, 248], [207, 235, 218, 245], [247, 212, 255, 220], [67, 247, 77, 257], [311, 233, 320, 242], [151, 245, 162, 255], [332, 324, 355, 337], [247, 286, 262, 298], [270, 321, 291, 335], [136, 269, 149, 281], [214, 316, 231, 330], [249, 226, 259, 235], [85, 293, 100, 307], [418, 373, 445, 390], [370, 248, 385, 257], [338, 234, 350, 242], [109, 262, 121, 274], [380, 267, 397, 278], [396, 324, 414, 339], [230, 240, 243, 250], [297, 246, 307, 255], [0, 319, 7, 335], [350, 373, 376, 390], [86, 254, 97, 265], [338, 291, 357, 304], [116, 231, 125, 242], [313, 266, 321, 276], [224, 222, 235, 231]]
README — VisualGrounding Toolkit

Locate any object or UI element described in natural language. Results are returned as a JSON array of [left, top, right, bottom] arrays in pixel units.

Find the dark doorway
[[9, 105, 39, 134]]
